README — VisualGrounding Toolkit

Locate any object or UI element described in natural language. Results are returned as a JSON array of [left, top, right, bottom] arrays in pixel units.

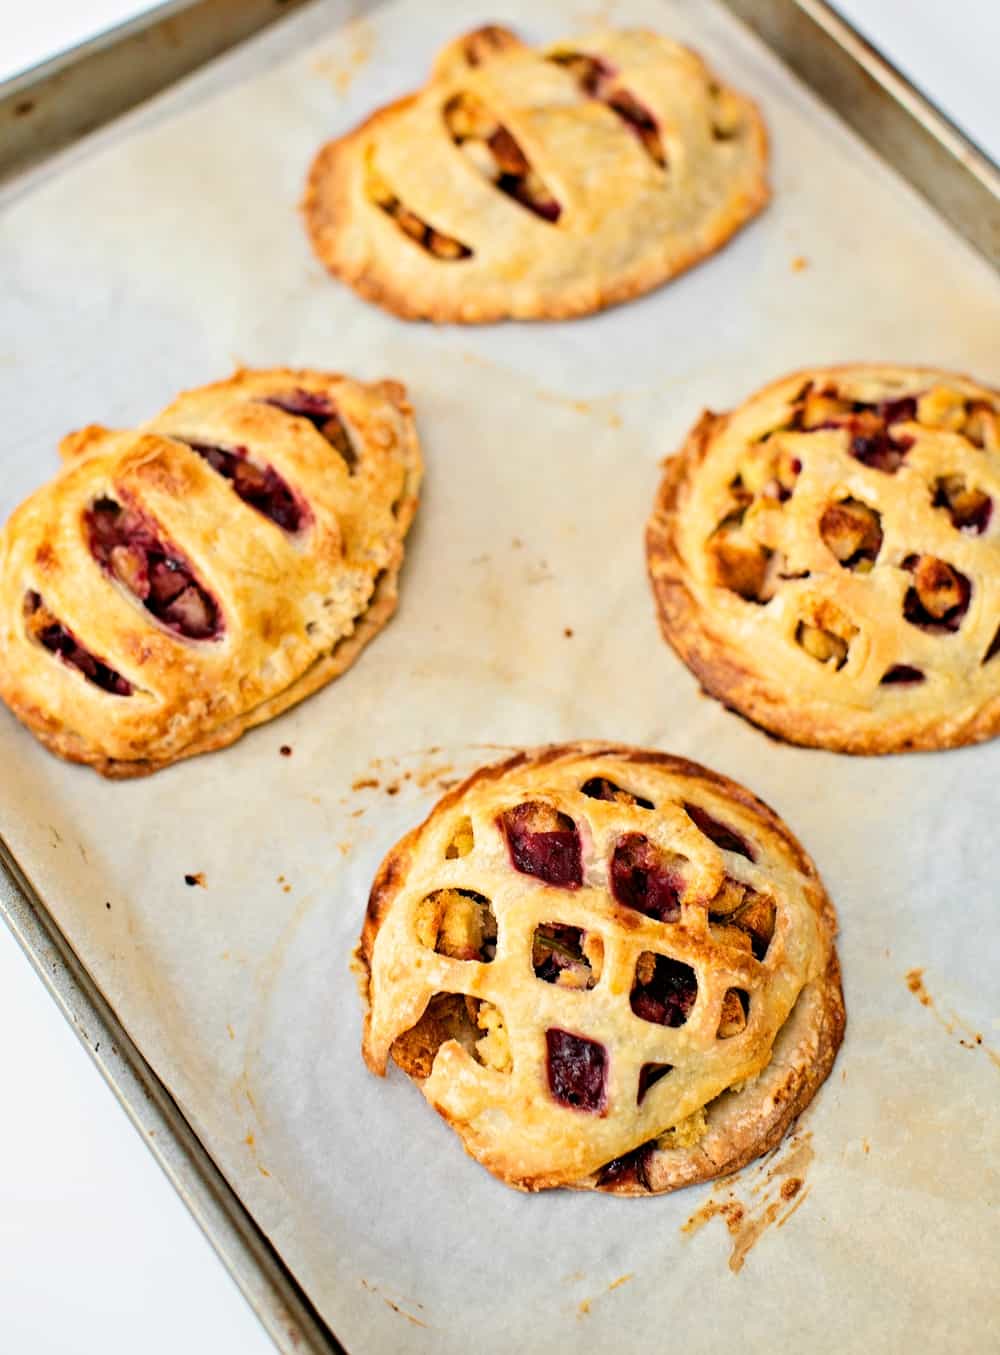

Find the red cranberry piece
[[637, 1061, 672, 1104], [880, 665, 925, 685], [500, 803, 582, 888], [683, 803, 754, 860], [87, 498, 222, 641], [610, 834, 682, 923], [580, 776, 653, 809], [877, 396, 917, 424], [850, 432, 913, 473], [28, 593, 132, 695], [631, 954, 697, 1027], [597, 1140, 656, 1190], [262, 391, 357, 472], [545, 1028, 607, 1113], [181, 440, 304, 532], [498, 174, 562, 222]]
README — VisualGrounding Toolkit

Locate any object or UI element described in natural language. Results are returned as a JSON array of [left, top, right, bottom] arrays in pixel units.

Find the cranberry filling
[[637, 1061, 673, 1104], [545, 1028, 607, 1113], [598, 1140, 656, 1190], [876, 396, 918, 425], [850, 431, 914, 473], [631, 953, 697, 1027], [25, 592, 131, 695], [500, 803, 582, 888], [261, 392, 357, 472], [550, 53, 664, 165], [87, 497, 221, 641], [684, 803, 754, 860], [610, 834, 683, 923], [933, 479, 993, 535], [580, 776, 653, 809], [881, 665, 925, 685], [180, 441, 304, 532]]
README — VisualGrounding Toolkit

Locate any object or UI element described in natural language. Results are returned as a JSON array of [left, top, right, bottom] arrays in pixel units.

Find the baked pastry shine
[[356, 744, 843, 1193], [304, 25, 768, 322], [648, 366, 1000, 754], [0, 368, 421, 776]]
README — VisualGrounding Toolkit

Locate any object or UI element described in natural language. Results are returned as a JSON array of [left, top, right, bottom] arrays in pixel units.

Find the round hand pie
[[647, 366, 1000, 754], [356, 743, 843, 1193], [0, 367, 421, 776], [304, 25, 768, 323]]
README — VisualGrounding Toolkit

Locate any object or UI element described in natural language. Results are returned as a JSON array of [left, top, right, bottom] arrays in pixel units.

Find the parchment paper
[[1, 1, 998, 1350]]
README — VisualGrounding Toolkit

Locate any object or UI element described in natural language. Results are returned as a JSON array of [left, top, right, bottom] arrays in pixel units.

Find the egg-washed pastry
[[304, 25, 768, 323], [0, 368, 421, 776], [647, 366, 1000, 753], [356, 743, 843, 1193]]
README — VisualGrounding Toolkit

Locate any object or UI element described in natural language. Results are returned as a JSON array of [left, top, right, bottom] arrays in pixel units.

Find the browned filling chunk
[[444, 93, 562, 221], [819, 498, 882, 571], [933, 474, 992, 535], [414, 889, 497, 962], [367, 163, 472, 258], [580, 776, 653, 808]]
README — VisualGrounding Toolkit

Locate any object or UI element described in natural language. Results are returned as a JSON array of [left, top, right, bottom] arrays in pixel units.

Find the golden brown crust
[[647, 364, 1000, 754], [303, 26, 769, 324], [356, 742, 843, 1193], [0, 367, 422, 776]]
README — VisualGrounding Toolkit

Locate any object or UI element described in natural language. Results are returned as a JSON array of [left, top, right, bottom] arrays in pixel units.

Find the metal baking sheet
[[1, 2, 998, 1352]]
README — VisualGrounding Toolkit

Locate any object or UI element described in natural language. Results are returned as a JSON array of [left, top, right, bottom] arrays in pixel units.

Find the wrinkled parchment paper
[[1, 1, 998, 1350]]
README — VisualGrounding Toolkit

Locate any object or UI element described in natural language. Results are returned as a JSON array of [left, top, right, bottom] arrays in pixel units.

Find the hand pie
[[356, 743, 843, 1193], [0, 367, 421, 776], [648, 366, 1000, 754], [304, 25, 768, 323]]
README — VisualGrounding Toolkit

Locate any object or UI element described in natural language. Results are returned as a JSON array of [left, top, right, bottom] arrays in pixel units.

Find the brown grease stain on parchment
[[311, 15, 374, 95], [360, 1278, 428, 1329], [577, 1272, 635, 1319], [681, 1131, 815, 1272], [905, 969, 1000, 1071]]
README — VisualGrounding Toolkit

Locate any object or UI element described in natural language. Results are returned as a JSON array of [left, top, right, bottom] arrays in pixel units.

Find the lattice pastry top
[[356, 744, 843, 1194], [647, 365, 1000, 754], [304, 25, 768, 323], [0, 367, 421, 776]]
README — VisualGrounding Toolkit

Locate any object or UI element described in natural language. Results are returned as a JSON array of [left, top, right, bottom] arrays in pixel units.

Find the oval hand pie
[[304, 25, 768, 323], [0, 367, 421, 776], [356, 744, 843, 1193], [648, 366, 1000, 753]]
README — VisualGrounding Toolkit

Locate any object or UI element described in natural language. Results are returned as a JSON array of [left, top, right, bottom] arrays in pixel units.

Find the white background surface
[[0, 4, 997, 1354]]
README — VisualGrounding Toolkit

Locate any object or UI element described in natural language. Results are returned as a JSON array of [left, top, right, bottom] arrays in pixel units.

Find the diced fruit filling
[[532, 923, 602, 989], [500, 802, 582, 887], [597, 1139, 656, 1189], [819, 498, 882, 571], [730, 892, 775, 960], [549, 52, 665, 165], [180, 440, 304, 530], [684, 804, 755, 860], [444, 93, 562, 221], [902, 555, 971, 632], [917, 385, 966, 431], [610, 833, 685, 923], [637, 1061, 672, 1104], [261, 390, 357, 472], [880, 665, 925, 685], [795, 601, 857, 671], [414, 889, 496, 962], [444, 817, 475, 859], [630, 952, 697, 1027], [86, 497, 221, 640], [23, 591, 132, 695], [474, 1001, 512, 1072], [366, 161, 473, 257], [580, 776, 653, 808], [708, 521, 773, 602], [546, 1028, 608, 1112], [710, 87, 746, 141], [717, 988, 749, 1039], [965, 403, 1000, 451], [933, 475, 992, 535]]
